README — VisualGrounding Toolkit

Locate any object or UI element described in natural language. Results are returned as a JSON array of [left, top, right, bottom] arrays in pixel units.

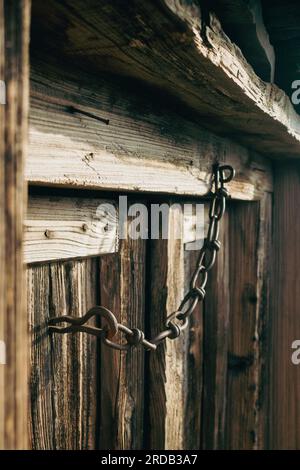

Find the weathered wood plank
[[99, 201, 146, 450], [183, 242, 204, 450], [0, 0, 5, 449], [28, 60, 272, 200], [202, 209, 230, 450], [0, 0, 31, 450], [148, 203, 188, 450], [225, 201, 262, 449], [201, 195, 271, 450], [270, 163, 300, 449], [28, 258, 98, 450], [25, 196, 118, 263], [225, 201, 260, 449], [256, 192, 272, 450], [29, 0, 300, 159]]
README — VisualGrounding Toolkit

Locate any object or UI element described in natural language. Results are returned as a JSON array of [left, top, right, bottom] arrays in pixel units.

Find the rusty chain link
[[49, 163, 235, 352]]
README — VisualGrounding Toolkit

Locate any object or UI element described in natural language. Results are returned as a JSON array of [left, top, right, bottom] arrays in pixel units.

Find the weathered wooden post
[[0, 0, 31, 450]]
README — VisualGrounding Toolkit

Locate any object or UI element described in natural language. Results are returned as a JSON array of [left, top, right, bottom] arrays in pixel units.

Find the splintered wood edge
[[163, 0, 300, 156]]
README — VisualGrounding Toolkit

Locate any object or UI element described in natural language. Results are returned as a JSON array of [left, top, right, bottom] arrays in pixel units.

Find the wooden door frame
[[0, 0, 31, 450]]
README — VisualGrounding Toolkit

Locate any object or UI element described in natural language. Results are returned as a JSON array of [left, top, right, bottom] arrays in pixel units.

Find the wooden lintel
[[28, 61, 273, 201], [29, 0, 300, 160]]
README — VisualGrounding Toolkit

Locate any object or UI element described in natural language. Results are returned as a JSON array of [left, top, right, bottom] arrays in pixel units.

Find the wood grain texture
[[202, 210, 230, 450], [28, 258, 98, 450], [253, 192, 272, 450], [28, 58, 272, 200], [225, 202, 259, 449], [0, 0, 5, 449], [0, 0, 31, 450], [99, 201, 146, 450], [25, 196, 118, 263], [225, 200, 269, 450], [147, 203, 188, 450], [29, 0, 300, 159], [270, 163, 300, 449], [183, 239, 204, 450]]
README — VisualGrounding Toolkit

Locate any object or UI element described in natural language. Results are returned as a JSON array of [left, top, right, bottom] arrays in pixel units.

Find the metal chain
[[49, 163, 235, 352]]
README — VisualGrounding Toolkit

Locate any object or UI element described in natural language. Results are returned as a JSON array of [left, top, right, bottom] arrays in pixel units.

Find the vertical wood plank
[[225, 200, 270, 449], [225, 202, 259, 450], [202, 210, 230, 450], [184, 245, 204, 450], [28, 258, 98, 449], [99, 203, 146, 450], [256, 193, 272, 450], [270, 163, 300, 449], [0, 0, 5, 449], [0, 0, 31, 450], [148, 203, 187, 450]]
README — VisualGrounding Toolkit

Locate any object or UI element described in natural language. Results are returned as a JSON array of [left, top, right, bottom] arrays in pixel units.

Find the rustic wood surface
[[0, 0, 31, 450], [202, 209, 230, 450], [183, 225, 205, 450], [270, 163, 300, 449], [25, 193, 274, 449], [28, 59, 272, 200], [225, 202, 259, 449], [0, 0, 5, 449], [255, 192, 272, 449], [28, 258, 99, 450], [148, 202, 189, 450], [99, 201, 147, 450], [25, 196, 118, 263], [225, 199, 271, 450], [2, 0, 297, 452], [201, 196, 271, 450], [24, 0, 287, 449], [29, 0, 300, 158]]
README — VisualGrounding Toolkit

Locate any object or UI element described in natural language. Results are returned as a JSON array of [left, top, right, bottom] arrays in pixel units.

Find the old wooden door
[[27, 193, 271, 450], [25, 0, 273, 449]]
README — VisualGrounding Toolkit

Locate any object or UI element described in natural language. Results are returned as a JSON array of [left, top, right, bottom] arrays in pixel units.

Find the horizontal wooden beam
[[25, 195, 205, 263], [28, 61, 272, 200], [29, 0, 300, 159], [25, 196, 119, 263]]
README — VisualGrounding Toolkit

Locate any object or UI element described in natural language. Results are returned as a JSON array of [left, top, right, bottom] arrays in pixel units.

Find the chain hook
[[212, 163, 235, 191], [219, 164, 236, 186]]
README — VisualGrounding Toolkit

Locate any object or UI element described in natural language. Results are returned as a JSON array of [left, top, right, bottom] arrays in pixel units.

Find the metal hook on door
[[48, 306, 118, 339], [48, 306, 157, 351]]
